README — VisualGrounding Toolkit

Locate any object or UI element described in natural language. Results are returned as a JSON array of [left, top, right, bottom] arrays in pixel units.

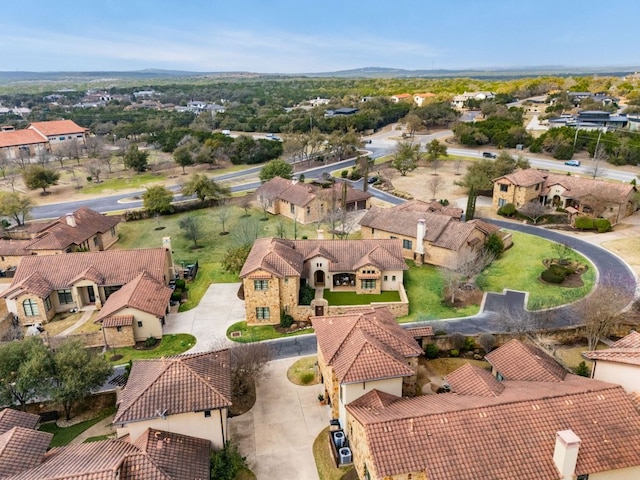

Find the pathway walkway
[[56, 307, 95, 337], [68, 414, 116, 445]]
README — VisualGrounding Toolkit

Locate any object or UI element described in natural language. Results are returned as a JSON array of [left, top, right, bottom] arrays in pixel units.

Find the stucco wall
[[590, 465, 640, 480], [117, 408, 228, 449], [592, 361, 640, 394], [110, 307, 163, 342], [339, 378, 403, 428]]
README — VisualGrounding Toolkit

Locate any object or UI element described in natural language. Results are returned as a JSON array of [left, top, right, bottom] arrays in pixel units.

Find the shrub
[[424, 343, 439, 359], [439, 199, 450, 206], [210, 441, 248, 480], [484, 233, 505, 258], [575, 217, 594, 230], [280, 313, 294, 328], [464, 336, 476, 351], [593, 218, 611, 233], [478, 333, 496, 353], [341, 170, 348, 178], [171, 291, 182, 302], [144, 336, 158, 348], [541, 264, 567, 284], [298, 284, 315, 305], [449, 349, 460, 357], [574, 361, 590, 377], [300, 372, 315, 385], [175, 279, 186, 290], [448, 332, 466, 350], [498, 203, 516, 217]]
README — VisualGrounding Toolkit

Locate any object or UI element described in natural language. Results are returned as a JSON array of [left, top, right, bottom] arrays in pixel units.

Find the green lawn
[[227, 321, 313, 343], [82, 172, 166, 194], [39, 407, 115, 447], [476, 231, 596, 310], [104, 334, 196, 364], [323, 289, 400, 305]]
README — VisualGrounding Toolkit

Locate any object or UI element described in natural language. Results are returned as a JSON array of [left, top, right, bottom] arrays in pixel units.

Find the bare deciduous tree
[[453, 157, 464, 175], [478, 333, 496, 353], [208, 341, 272, 398], [519, 201, 546, 224], [574, 283, 629, 350], [0, 150, 9, 178], [439, 267, 463, 304], [428, 176, 444, 200], [214, 204, 232, 234]]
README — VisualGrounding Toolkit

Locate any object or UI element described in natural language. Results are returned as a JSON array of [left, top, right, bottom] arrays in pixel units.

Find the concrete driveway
[[164, 282, 245, 352], [229, 357, 328, 480]]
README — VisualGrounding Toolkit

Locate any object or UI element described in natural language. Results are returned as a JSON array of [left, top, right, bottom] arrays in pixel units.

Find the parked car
[[367, 176, 379, 184], [482, 152, 497, 158], [564, 160, 581, 166]]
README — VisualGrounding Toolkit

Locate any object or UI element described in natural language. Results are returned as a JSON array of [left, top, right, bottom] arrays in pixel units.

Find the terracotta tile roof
[[0, 239, 33, 257], [95, 272, 172, 322], [28, 119, 87, 137], [495, 169, 636, 204], [2, 248, 169, 300], [485, 339, 567, 382], [392, 93, 412, 99], [0, 409, 40, 434], [3, 272, 54, 299], [0, 427, 53, 478], [240, 237, 407, 278], [102, 315, 134, 328], [405, 325, 434, 337], [312, 307, 422, 384], [0, 129, 47, 148], [445, 363, 505, 397], [25, 207, 120, 252], [583, 331, 640, 366], [359, 202, 492, 252], [114, 350, 231, 425], [348, 381, 640, 479], [69, 265, 106, 285]]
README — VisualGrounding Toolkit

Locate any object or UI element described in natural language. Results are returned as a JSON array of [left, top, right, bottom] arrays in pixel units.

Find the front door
[[87, 287, 96, 303], [314, 270, 325, 286], [315, 305, 324, 316]]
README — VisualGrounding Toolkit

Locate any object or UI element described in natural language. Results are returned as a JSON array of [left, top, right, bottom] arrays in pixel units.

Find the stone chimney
[[553, 430, 581, 480], [415, 219, 426, 256], [162, 237, 175, 279], [65, 213, 77, 227], [317, 229, 324, 240]]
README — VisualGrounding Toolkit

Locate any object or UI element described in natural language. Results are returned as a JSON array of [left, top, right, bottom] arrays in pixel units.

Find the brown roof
[[0, 239, 33, 257], [495, 169, 636, 204], [25, 207, 120, 252], [0, 409, 40, 435], [485, 339, 567, 382], [3, 248, 168, 300], [27, 119, 87, 137], [445, 363, 505, 396], [359, 201, 496, 252], [95, 272, 172, 322], [256, 176, 371, 207], [347, 380, 640, 479], [582, 331, 640, 366], [114, 350, 232, 425], [0, 129, 47, 148], [103, 315, 134, 328], [312, 307, 422, 384], [0, 427, 53, 478], [240, 237, 407, 279], [405, 325, 434, 337]]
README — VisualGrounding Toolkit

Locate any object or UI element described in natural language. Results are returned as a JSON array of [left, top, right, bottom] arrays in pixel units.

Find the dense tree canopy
[[143, 185, 174, 214], [23, 165, 60, 193], [259, 159, 294, 182], [458, 152, 530, 192]]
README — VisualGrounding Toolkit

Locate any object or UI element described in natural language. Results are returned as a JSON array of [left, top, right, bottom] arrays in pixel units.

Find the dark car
[[482, 152, 497, 158], [367, 176, 379, 184]]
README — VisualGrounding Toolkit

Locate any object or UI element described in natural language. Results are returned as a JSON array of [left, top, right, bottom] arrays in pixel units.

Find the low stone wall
[[48, 331, 105, 349]]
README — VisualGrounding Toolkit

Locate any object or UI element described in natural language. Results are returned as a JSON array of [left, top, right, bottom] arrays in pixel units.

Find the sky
[[2, 0, 640, 73]]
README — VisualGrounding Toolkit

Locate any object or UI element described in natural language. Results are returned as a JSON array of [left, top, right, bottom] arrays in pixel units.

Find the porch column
[[93, 285, 102, 309]]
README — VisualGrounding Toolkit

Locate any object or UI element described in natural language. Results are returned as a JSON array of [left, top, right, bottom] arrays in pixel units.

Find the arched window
[[23, 299, 39, 317]]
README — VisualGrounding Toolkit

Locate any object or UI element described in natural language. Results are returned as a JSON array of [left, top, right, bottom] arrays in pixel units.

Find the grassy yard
[[104, 334, 196, 364], [227, 321, 313, 343], [82, 172, 166, 194], [476, 231, 596, 310], [313, 427, 355, 480], [287, 356, 319, 386], [39, 407, 115, 447], [43, 312, 85, 336], [323, 289, 400, 305]]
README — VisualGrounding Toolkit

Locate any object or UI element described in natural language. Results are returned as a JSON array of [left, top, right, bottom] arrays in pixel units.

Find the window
[[535, 183, 540, 191], [137, 321, 143, 328], [361, 279, 376, 289], [316, 262, 322, 267], [256, 307, 270, 320], [290, 203, 295, 214], [402, 239, 413, 249], [306, 206, 311, 214], [254, 280, 268, 291], [59, 136, 65, 141], [44, 296, 52, 311], [392, 275, 396, 281], [500, 184, 508, 192], [498, 198, 506, 207], [116, 326, 122, 332], [23, 299, 39, 317], [576, 475, 589, 480], [390, 235, 397, 239], [57, 289, 73, 304], [383, 275, 388, 281], [110, 227, 116, 236], [104, 285, 122, 300], [93, 236, 99, 246], [204, 410, 211, 418]]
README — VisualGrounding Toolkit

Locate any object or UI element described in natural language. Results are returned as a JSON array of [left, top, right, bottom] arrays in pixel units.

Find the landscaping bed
[[227, 321, 313, 343], [104, 334, 196, 364]]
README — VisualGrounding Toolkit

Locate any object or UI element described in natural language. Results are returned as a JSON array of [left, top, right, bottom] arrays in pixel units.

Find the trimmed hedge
[[574, 217, 594, 230], [498, 203, 516, 217], [541, 264, 568, 284], [594, 218, 611, 233]]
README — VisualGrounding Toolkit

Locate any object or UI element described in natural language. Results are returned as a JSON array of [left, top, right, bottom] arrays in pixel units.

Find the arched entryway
[[314, 270, 325, 287]]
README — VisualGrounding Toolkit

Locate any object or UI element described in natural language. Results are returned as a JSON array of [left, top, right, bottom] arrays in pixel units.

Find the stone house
[[0, 408, 211, 479], [1, 247, 171, 326], [582, 331, 640, 394], [114, 350, 232, 449], [359, 200, 507, 269], [255, 176, 372, 225], [492, 169, 638, 224], [345, 339, 640, 480], [239, 237, 407, 325], [93, 271, 172, 347], [0, 207, 120, 270], [312, 307, 424, 427]]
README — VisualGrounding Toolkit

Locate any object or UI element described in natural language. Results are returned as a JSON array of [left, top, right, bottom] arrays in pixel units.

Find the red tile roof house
[[1, 248, 172, 331], [359, 200, 509, 268], [27, 119, 88, 151], [344, 339, 640, 480], [239, 237, 409, 325], [0, 207, 120, 270], [583, 331, 640, 395], [0, 128, 49, 161], [113, 350, 232, 450], [255, 176, 372, 225], [0, 407, 211, 479], [312, 307, 425, 427], [492, 168, 638, 224]]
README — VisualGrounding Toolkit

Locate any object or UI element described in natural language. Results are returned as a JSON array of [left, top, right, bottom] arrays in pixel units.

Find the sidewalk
[[57, 307, 95, 337]]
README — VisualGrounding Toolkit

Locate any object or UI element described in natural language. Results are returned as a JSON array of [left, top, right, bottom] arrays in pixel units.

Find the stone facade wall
[[104, 324, 135, 347], [243, 272, 282, 326], [402, 356, 419, 397], [317, 349, 340, 420], [48, 331, 104, 349], [14, 292, 56, 325], [492, 182, 538, 209], [0, 254, 24, 270]]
